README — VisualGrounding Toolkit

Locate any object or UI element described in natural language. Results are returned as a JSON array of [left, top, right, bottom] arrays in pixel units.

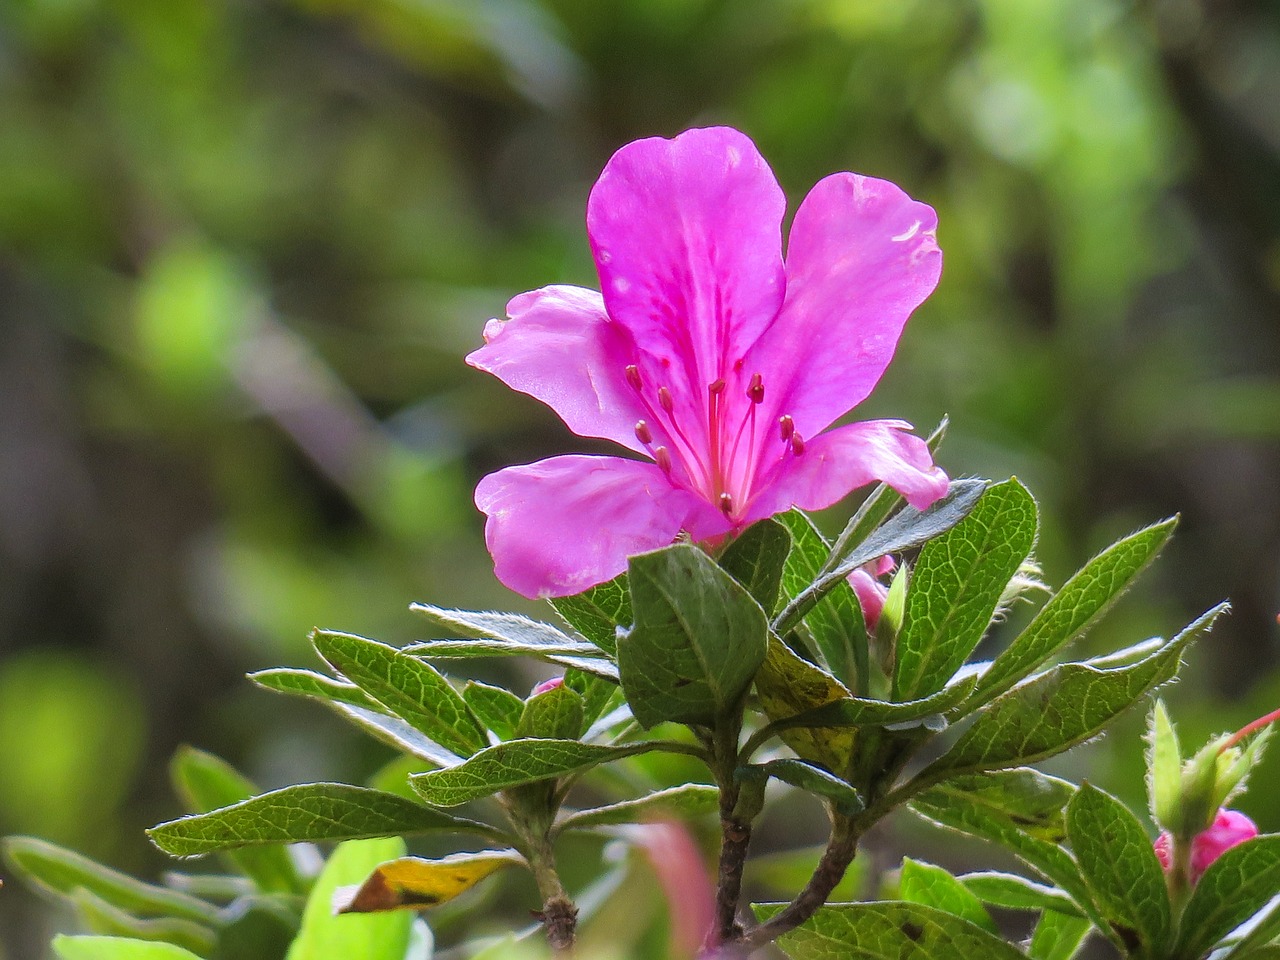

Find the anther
[[747, 372, 764, 404], [658, 386, 674, 412], [719, 492, 735, 516], [709, 378, 726, 395], [625, 365, 643, 392], [654, 446, 672, 473], [778, 415, 794, 442], [791, 433, 806, 456], [634, 420, 652, 445]]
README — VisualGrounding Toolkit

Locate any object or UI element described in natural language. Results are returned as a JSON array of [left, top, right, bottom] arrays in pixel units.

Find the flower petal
[[587, 127, 786, 411], [740, 419, 948, 525], [475, 455, 706, 598], [748, 173, 942, 439], [467, 285, 648, 453]]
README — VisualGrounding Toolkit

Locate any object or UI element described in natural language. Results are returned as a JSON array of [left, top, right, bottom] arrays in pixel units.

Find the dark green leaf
[[555, 784, 720, 832], [899, 859, 998, 933], [753, 636, 855, 773], [3, 837, 218, 924], [1028, 910, 1092, 960], [1066, 784, 1170, 955], [312, 630, 488, 758], [765, 675, 977, 736], [718, 518, 792, 613], [250, 668, 382, 711], [1176, 834, 1280, 960], [410, 604, 615, 676], [774, 478, 989, 637], [923, 605, 1225, 778], [958, 872, 1082, 916], [462, 681, 522, 741], [563, 668, 619, 731], [147, 784, 490, 856], [754, 900, 1026, 959], [752, 758, 863, 815], [895, 479, 1038, 700], [409, 739, 663, 807], [969, 518, 1176, 707], [52, 938, 205, 960], [69, 889, 216, 956], [548, 573, 631, 656], [515, 684, 584, 740], [617, 544, 768, 728]]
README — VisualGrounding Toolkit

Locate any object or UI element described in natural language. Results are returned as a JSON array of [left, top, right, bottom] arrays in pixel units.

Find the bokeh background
[[2, 0, 1279, 954]]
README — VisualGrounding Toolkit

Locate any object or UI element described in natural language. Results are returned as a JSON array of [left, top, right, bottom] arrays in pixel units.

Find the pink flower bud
[[848, 556, 896, 631], [531, 676, 564, 697], [1154, 808, 1259, 882]]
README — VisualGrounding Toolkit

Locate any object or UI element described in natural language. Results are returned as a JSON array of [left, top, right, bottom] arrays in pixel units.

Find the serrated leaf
[[515, 684, 584, 740], [924, 605, 1225, 779], [1066, 784, 1170, 955], [410, 604, 615, 676], [753, 636, 855, 773], [752, 759, 863, 815], [313, 631, 488, 758], [3, 837, 218, 924], [958, 872, 1082, 916], [895, 479, 1038, 701], [147, 784, 490, 856], [753, 900, 1027, 959], [777, 510, 868, 692], [548, 573, 631, 656], [617, 544, 768, 728], [333, 849, 523, 914], [970, 517, 1176, 707], [462, 681, 522, 741], [899, 859, 998, 933], [409, 739, 662, 807], [1028, 910, 1092, 960], [287, 838, 411, 960], [69, 888, 217, 956], [718, 518, 792, 613], [1175, 834, 1280, 960], [555, 784, 720, 832], [52, 937, 205, 960], [170, 746, 302, 895], [775, 478, 989, 637]]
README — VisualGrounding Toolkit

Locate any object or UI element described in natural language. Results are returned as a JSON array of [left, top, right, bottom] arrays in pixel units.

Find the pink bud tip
[[531, 677, 564, 697], [1155, 808, 1259, 882]]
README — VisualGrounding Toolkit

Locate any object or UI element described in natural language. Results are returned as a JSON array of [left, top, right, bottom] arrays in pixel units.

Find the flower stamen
[[634, 420, 653, 445]]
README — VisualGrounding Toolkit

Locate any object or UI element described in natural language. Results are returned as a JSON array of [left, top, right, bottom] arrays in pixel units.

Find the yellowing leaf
[[333, 850, 524, 914]]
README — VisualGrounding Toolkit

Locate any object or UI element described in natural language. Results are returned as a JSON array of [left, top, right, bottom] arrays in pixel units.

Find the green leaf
[[410, 604, 615, 676], [555, 784, 720, 832], [147, 784, 490, 856], [1146, 699, 1182, 831], [894, 479, 1038, 701], [958, 872, 1082, 916], [53, 937, 205, 960], [765, 675, 977, 736], [1065, 784, 1170, 955], [754, 900, 1027, 959], [969, 517, 1177, 707], [286, 838, 412, 960], [753, 636, 855, 773], [617, 544, 768, 728], [1028, 910, 1092, 960], [718, 518, 792, 613], [923, 605, 1225, 779], [462, 681, 523, 741], [312, 630, 488, 758], [1175, 834, 1280, 960], [333, 849, 523, 914], [549, 573, 632, 656], [899, 859, 998, 933], [3, 837, 218, 924], [752, 759, 863, 815], [410, 739, 663, 807], [68, 889, 217, 956], [774, 478, 989, 637], [515, 684, 584, 740], [170, 746, 303, 894], [563, 668, 619, 731], [777, 509, 868, 692]]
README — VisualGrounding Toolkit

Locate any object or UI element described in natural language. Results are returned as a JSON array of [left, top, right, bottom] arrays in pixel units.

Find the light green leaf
[[969, 517, 1176, 707], [899, 859, 998, 933], [555, 784, 720, 832], [1176, 834, 1280, 960], [924, 605, 1225, 778], [1066, 784, 1170, 955], [69, 889, 217, 956], [753, 636, 854, 773], [3, 837, 218, 924], [410, 739, 662, 807], [1028, 910, 1092, 960], [894, 479, 1038, 701], [754, 900, 1027, 959], [53, 937, 205, 960], [462, 681, 523, 741], [169, 746, 302, 894], [617, 544, 768, 728], [752, 759, 863, 815], [250, 668, 382, 711], [1146, 699, 1182, 831], [147, 784, 490, 856], [286, 838, 412, 960], [410, 604, 615, 676], [718, 518, 792, 613], [313, 631, 488, 758], [515, 684, 584, 741], [549, 573, 631, 655], [765, 675, 977, 736], [958, 871, 1082, 916]]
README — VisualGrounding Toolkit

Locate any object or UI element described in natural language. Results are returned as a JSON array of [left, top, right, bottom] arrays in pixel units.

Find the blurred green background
[[2, 0, 1279, 954]]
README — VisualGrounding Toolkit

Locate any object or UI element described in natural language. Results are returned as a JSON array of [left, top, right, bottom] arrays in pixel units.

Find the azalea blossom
[[848, 556, 897, 631], [471, 127, 948, 598], [1154, 808, 1258, 882]]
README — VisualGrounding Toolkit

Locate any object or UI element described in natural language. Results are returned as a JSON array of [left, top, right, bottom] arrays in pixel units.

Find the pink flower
[[471, 127, 948, 598], [848, 555, 896, 631], [625, 820, 716, 959], [1154, 809, 1259, 882]]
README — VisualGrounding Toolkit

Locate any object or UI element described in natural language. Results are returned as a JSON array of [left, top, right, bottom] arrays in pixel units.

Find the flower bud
[[531, 676, 564, 697], [1154, 808, 1258, 883]]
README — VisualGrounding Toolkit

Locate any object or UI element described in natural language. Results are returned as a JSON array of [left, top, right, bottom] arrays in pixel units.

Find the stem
[[703, 707, 753, 952], [529, 843, 578, 955]]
